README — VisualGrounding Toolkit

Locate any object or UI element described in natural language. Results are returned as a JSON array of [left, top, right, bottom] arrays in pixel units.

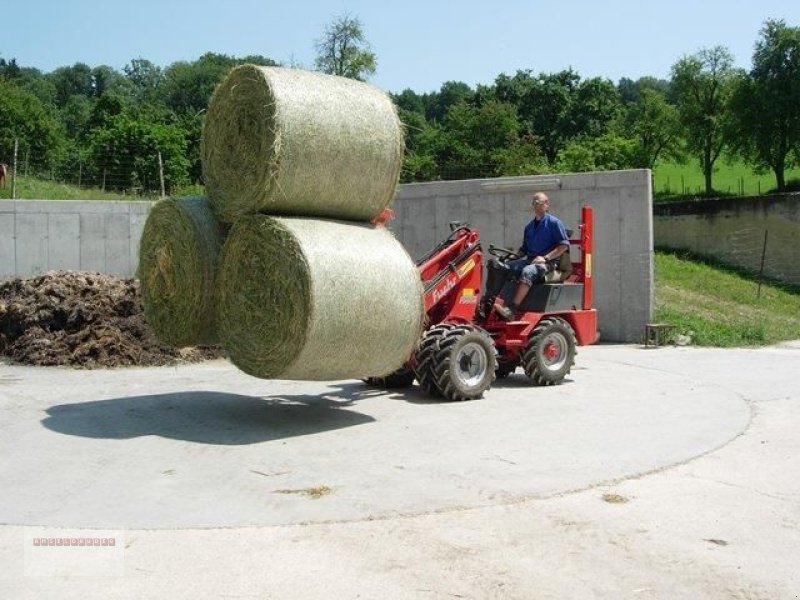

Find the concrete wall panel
[[79, 213, 106, 273], [105, 214, 131, 276], [0, 214, 15, 279], [48, 213, 80, 271], [15, 213, 48, 276]]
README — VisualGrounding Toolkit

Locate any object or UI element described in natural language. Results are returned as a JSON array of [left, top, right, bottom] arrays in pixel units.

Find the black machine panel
[[500, 282, 584, 313]]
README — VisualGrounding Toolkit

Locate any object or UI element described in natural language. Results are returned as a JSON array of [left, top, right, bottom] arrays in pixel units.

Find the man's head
[[531, 192, 549, 218]]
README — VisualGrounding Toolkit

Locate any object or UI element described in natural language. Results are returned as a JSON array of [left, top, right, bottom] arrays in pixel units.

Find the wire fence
[[0, 138, 198, 200]]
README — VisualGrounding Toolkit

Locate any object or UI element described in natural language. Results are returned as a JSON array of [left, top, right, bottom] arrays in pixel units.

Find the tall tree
[[728, 20, 800, 191], [314, 14, 376, 81], [671, 46, 737, 194]]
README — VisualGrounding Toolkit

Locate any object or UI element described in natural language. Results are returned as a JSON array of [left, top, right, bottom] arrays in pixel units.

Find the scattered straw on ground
[[0, 271, 222, 368], [602, 493, 629, 504], [273, 486, 332, 500]]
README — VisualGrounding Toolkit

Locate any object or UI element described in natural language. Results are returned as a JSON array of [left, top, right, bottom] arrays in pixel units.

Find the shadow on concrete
[[489, 374, 575, 389], [41, 390, 375, 445]]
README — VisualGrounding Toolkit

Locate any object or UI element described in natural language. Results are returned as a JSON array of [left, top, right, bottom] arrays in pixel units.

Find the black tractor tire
[[430, 326, 497, 401], [413, 324, 461, 397], [522, 317, 577, 386], [363, 368, 415, 389]]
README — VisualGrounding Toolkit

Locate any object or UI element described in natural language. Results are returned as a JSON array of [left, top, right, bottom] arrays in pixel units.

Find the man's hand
[[532, 255, 547, 265]]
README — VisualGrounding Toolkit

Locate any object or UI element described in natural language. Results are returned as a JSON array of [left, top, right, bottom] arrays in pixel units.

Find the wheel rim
[[540, 332, 568, 370], [454, 342, 488, 389]]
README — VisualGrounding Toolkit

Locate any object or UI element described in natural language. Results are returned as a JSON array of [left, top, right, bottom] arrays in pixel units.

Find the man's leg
[[496, 263, 546, 320], [477, 258, 524, 320]]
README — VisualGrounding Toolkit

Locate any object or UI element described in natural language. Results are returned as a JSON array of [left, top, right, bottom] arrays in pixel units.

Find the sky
[[3, 0, 800, 94]]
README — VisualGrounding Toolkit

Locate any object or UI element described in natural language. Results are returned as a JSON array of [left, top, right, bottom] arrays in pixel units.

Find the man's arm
[[532, 242, 568, 264]]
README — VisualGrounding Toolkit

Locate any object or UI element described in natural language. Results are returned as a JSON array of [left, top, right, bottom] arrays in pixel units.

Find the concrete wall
[[0, 200, 154, 280], [654, 194, 800, 285], [390, 170, 653, 343], [0, 169, 653, 342]]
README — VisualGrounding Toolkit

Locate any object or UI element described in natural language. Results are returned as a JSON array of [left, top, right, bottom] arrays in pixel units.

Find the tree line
[[0, 16, 798, 196]]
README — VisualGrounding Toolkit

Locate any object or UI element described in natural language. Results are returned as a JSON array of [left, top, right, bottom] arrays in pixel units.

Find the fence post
[[11, 139, 18, 200], [158, 151, 166, 199], [757, 229, 768, 299]]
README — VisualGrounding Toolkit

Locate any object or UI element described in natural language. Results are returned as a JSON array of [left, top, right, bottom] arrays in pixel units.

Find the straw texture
[[216, 216, 424, 380], [201, 65, 405, 223], [138, 196, 225, 346]]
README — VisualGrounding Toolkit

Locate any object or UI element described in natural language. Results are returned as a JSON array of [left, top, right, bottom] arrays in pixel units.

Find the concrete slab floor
[[0, 343, 798, 598]]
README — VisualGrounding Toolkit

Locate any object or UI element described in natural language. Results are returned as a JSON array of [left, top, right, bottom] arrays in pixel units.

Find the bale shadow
[[41, 390, 374, 445]]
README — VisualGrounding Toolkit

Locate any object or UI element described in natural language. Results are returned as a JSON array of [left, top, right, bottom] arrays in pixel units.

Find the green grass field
[[654, 249, 800, 346], [0, 175, 204, 201], [653, 156, 800, 199]]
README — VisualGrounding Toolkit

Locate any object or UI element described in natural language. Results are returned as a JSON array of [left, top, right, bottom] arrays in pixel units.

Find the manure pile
[[0, 272, 221, 367], [141, 65, 424, 380]]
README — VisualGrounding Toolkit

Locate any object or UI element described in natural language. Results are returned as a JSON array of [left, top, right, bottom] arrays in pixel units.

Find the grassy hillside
[[653, 157, 800, 199], [654, 250, 800, 346]]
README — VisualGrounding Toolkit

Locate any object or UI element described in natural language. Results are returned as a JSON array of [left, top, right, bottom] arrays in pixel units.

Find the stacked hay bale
[[140, 65, 424, 380]]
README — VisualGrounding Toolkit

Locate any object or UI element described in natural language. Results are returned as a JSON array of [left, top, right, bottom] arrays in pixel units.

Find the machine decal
[[457, 258, 476, 278]]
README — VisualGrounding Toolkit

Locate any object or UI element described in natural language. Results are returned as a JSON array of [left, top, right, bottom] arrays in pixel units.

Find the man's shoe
[[495, 304, 515, 321]]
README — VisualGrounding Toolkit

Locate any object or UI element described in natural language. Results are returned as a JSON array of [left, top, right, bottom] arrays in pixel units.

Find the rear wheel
[[522, 317, 577, 386], [430, 326, 496, 401]]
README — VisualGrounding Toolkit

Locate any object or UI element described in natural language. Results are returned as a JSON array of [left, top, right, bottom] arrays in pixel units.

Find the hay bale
[[138, 196, 226, 346], [202, 65, 405, 223], [216, 216, 424, 380]]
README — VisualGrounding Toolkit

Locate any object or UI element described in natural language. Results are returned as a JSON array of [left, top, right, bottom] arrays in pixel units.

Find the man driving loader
[[493, 192, 570, 320]]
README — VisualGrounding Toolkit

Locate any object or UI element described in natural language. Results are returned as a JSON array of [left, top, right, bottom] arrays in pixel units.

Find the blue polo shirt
[[521, 213, 569, 258]]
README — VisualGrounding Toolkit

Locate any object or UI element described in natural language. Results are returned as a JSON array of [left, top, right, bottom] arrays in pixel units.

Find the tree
[[47, 63, 93, 107], [162, 52, 278, 115], [556, 133, 637, 173], [671, 46, 738, 194], [426, 81, 474, 122], [87, 109, 190, 193], [495, 69, 579, 166], [123, 58, 165, 104], [314, 14, 376, 81], [0, 79, 64, 170], [617, 76, 672, 105], [573, 77, 621, 139], [728, 20, 800, 191], [623, 88, 681, 169]]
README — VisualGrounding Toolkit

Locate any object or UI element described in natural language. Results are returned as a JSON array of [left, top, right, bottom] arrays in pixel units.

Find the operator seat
[[543, 251, 573, 284]]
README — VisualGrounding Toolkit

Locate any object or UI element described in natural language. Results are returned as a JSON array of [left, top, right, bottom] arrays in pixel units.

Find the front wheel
[[522, 317, 577, 386], [430, 326, 496, 401]]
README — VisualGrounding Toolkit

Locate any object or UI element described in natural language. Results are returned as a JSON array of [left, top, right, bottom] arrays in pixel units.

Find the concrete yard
[[0, 342, 798, 598]]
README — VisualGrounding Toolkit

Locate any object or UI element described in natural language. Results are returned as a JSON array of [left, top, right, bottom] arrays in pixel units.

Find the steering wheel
[[488, 245, 520, 261]]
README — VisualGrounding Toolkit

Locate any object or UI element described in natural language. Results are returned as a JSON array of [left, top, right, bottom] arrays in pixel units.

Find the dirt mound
[[0, 271, 222, 368]]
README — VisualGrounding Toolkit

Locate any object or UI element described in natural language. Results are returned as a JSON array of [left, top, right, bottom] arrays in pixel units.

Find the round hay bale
[[138, 196, 226, 346], [202, 65, 405, 223], [216, 216, 424, 380]]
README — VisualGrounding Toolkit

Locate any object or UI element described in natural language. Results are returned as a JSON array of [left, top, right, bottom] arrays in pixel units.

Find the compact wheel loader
[[366, 206, 598, 401]]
